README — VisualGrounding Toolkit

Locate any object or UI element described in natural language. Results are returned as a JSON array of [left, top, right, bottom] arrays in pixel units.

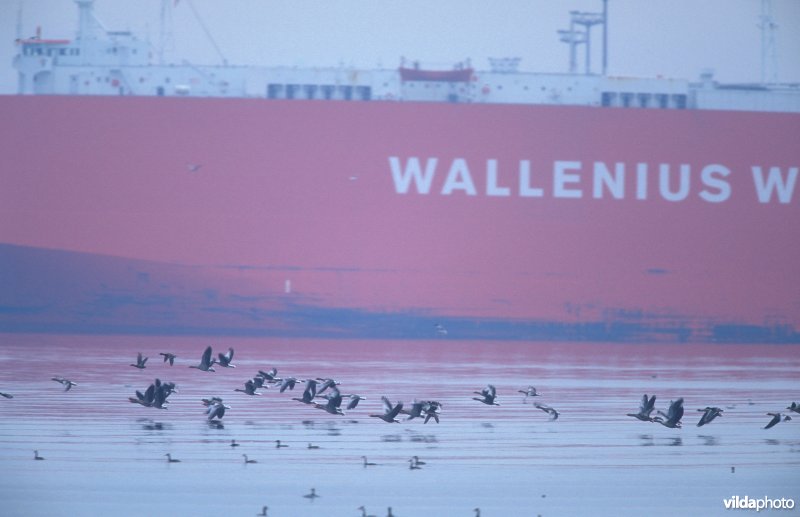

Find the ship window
[[340, 85, 353, 100], [267, 84, 283, 99], [655, 93, 668, 108], [321, 85, 335, 100], [601, 92, 616, 107], [286, 84, 300, 99], [303, 84, 317, 99], [637, 93, 651, 108], [620, 92, 634, 108], [672, 94, 687, 109], [356, 86, 371, 101]]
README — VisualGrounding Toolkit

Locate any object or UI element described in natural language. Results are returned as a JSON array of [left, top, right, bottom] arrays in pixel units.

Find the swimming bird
[[257, 506, 268, 516], [358, 506, 377, 517], [0, 391, 13, 399], [370, 397, 404, 423], [696, 406, 724, 427], [34, 450, 44, 460], [627, 394, 657, 421], [235, 379, 261, 396], [386, 508, 395, 517], [159, 352, 176, 366], [52, 377, 77, 391], [189, 346, 216, 372], [243, 454, 257, 464], [307, 443, 320, 449], [764, 412, 792, 429], [217, 347, 236, 368], [362, 456, 377, 467], [165, 453, 181, 463], [275, 440, 289, 448], [786, 402, 800, 414], [408, 458, 422, 470], [474, 508, 481, 517], [303, 488, 319, 500], [412, 455, 426, 466], [130, 352, 148, 369], [533, 402, 560, 421], [473, 385, 499, 406], [653, 398, 684, 428], [230, 439, 240, 447]]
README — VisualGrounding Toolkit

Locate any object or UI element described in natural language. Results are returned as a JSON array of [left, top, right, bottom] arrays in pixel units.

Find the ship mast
[[759, 0, 778, 84]]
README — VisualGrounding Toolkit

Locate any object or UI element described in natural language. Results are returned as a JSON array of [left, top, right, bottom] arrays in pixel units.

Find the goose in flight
[[370, 397, 404, 423], [764, 412, 792, 429], [314, 387, 344, 415], [206, 399, 230, 420], [786, 402, 800, 414], [518, 386, 541, 402], [346, 394, 366, 410], [159, 352, 176, 366], [533, 402, 560, 421], [189, 346, 216, 372], [52, 377, 77, 391], [473, 385, 499, 406], [316, 378, 340, 395], [0, 391, 13, 399], [292, 379, 318, 404], [217, 347, 236, 368], [653, 398, 684, 428], [279, 377, 297, 393], [627, 394, 656, 422], [235, 379, 261, 396], [696, 406, 724, 427], [130, 352, 148, 369]]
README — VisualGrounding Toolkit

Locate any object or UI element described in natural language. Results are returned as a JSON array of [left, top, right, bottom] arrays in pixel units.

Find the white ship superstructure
[[12, 0, 800, 112]]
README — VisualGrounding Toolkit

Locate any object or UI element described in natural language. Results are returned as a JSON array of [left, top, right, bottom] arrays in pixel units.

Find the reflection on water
[[0, 334, 798, 517]]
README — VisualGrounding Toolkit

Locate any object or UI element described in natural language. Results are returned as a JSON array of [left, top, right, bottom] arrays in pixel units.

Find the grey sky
[[1, 0, 799, 94]]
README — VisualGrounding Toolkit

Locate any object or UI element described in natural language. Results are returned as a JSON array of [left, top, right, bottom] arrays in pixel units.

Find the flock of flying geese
[[4, 343, 797, 516], [625, 394, 797, 429]]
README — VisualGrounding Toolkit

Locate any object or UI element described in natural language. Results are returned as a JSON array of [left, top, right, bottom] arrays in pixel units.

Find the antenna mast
[[759, 0, 778, 84]]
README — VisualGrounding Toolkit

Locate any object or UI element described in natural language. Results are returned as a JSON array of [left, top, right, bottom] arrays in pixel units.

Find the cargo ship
[[2, 0, 799, 342]]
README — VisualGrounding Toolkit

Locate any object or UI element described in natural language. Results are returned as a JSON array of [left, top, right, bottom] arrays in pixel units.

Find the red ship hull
[[1, 96, 798, 341]]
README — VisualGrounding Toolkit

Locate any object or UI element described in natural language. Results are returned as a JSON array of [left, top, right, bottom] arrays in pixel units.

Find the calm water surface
[[0, 334, 798, 516]]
